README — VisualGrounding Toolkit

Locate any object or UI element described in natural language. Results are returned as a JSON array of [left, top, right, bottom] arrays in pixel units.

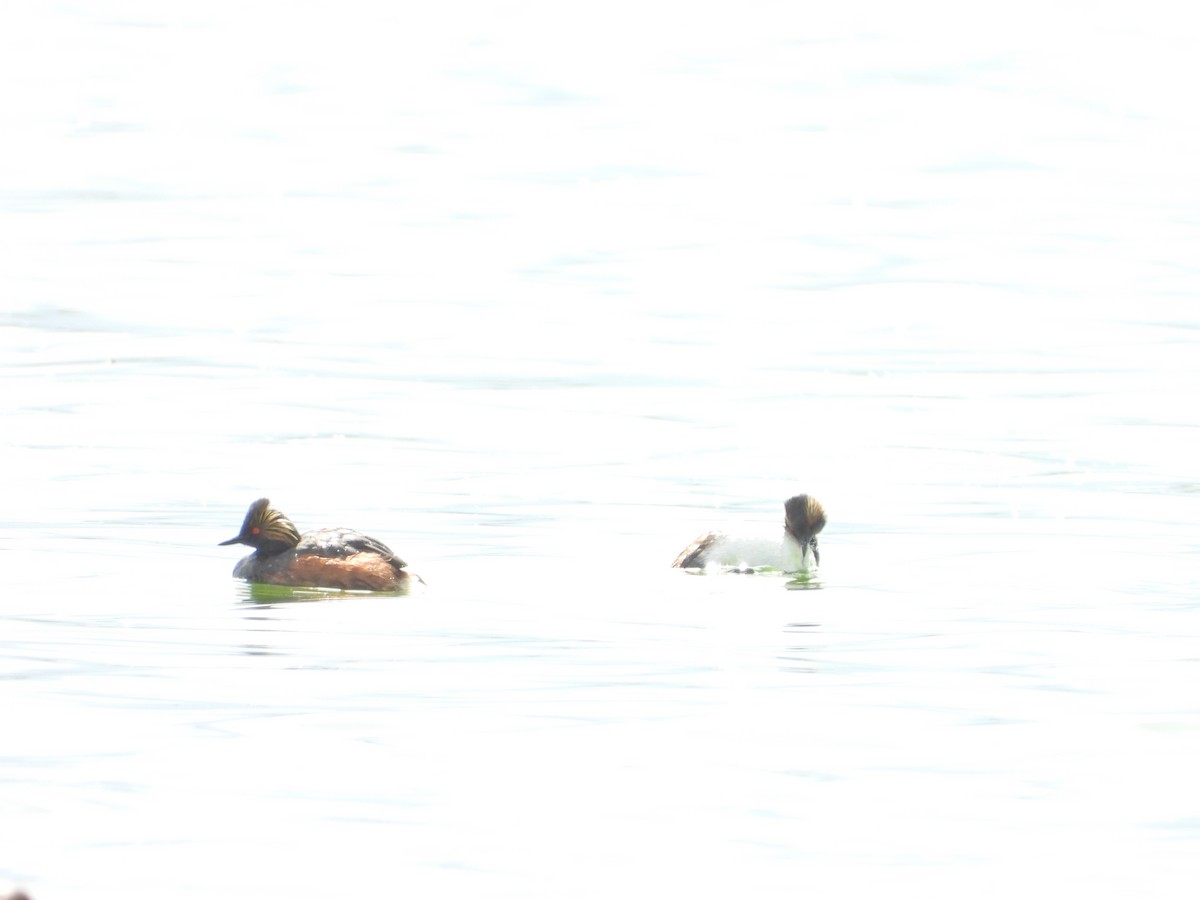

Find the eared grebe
[[672, 493, 826, 572], [219, 498, 423, 591]]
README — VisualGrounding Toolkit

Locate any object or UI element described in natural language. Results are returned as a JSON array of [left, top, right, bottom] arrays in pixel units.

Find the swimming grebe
[[672, 494, 826, 572], [219, 498, 423, 591]]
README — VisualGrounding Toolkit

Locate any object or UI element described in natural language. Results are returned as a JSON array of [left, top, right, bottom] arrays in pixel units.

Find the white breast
[[695, 533, 815, 572]]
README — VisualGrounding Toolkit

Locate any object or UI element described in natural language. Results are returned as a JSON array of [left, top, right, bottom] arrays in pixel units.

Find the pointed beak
[[218, 534, 244, 546]]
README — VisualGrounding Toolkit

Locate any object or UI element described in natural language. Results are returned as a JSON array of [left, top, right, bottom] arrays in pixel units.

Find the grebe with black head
[[220, 498, 423, 591], [672, 494, 826, 573]]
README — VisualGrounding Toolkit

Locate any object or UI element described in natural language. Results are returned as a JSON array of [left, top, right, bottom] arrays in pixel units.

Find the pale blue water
[[3, 3, 1200, 898]]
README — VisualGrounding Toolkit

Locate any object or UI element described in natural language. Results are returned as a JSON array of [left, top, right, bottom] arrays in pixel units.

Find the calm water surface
[[3, 2, 1200, 898]]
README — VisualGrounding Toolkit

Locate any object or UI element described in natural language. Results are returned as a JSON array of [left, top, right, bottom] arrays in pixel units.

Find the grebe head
[[219, 497, 302, 555], [783, 494, 826, 565]]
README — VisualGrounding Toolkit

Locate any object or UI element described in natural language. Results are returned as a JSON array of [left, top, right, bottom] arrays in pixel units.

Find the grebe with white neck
[[672, 494, 826, 574]]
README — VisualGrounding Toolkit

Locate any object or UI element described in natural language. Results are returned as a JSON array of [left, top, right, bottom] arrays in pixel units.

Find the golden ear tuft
[[784, 494, 826, 537]]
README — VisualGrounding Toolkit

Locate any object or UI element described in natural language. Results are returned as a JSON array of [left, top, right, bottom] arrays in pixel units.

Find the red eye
[[251, 526, 260, 535]]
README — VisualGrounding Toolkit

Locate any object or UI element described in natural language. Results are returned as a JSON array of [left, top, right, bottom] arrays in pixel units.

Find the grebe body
[[673, 494, 826, 573], [220, 498, 422, 592]]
